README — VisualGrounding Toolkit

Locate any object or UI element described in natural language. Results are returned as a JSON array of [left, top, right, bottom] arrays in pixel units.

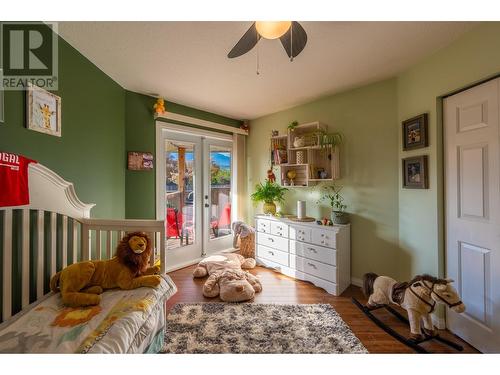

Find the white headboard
[[0, 163, 165, 323], [2, 163, 95, 219]]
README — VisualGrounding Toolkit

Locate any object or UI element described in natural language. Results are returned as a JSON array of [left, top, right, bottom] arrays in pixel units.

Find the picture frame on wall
[[402, 113, 428, 151], [26, 83, 62, 137], [128, 151, 154, 170], [402, 155, 428, 189]]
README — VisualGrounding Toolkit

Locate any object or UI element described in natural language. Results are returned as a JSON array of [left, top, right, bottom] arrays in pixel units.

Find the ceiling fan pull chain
[[290, 22, 294, 62]]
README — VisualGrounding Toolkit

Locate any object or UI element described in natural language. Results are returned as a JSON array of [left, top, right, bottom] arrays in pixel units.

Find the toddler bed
[[0, 163, 177, 353]]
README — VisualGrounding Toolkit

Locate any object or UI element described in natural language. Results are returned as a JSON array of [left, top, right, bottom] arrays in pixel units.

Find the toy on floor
[[351, 272, 465, 353], [232, 221, 255, 258], [363, 273, 465, 340], [193, 253, 262, 302], [50, 232, 161, 307]]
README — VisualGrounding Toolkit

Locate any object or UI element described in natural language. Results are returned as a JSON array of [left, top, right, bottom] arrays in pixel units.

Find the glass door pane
[[163, 132, 202, 269], [165, 140, 196, 249], [203, 139, 233, 254]]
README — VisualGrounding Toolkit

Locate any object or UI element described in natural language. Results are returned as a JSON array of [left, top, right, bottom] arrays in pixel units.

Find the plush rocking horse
[[363, 273, 466, 341]]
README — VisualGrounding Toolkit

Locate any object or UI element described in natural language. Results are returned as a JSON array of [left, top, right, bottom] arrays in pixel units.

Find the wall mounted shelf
[[270, 121, 341, 187]]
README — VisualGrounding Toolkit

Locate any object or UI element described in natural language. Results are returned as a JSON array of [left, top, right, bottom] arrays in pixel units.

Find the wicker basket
[[239, 232, 255, 259]]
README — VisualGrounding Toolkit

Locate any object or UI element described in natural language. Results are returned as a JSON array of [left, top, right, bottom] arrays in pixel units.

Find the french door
[[157, 126, 234, 270]]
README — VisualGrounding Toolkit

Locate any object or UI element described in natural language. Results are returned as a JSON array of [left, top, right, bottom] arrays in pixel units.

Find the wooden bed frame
[[0, 163, 166, 323]]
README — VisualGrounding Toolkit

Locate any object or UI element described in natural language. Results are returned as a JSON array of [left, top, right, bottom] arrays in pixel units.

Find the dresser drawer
[[289, 225, 311, 243], [290, 255, 336, 282], [257, 232, 289, 252], [257, 244, 289, 267], [256, 218, 271, 233], [270, 221, 289, 237], [290, 241, 336, 266], [311, 228, 336, 248]]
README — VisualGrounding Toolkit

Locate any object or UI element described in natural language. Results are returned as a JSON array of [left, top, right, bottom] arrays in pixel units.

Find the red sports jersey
[[0, 152, 37, 207]]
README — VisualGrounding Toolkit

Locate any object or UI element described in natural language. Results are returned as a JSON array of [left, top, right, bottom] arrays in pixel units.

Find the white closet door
[[444, 78, 500, 353]]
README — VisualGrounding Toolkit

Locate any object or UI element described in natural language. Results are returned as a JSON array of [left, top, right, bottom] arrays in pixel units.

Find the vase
[[331, 211, 349, 224], [263, 202, 277, 215]]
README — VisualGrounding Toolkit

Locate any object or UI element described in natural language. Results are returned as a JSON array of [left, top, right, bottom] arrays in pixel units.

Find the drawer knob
[[308, 247, 317, 253], [268, 237, 274, 242], [268, 251, 274, 256], [307, 262, 317, 269], [277, 232, 282, 236], [321, 234, 325, 237]]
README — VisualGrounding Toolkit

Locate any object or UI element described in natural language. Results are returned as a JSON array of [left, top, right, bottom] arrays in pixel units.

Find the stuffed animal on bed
[[50, 232, 161, 307], [193, 253, 262, 302]]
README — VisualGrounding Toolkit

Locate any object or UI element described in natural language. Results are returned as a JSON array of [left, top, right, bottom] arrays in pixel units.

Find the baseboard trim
[[351, 277, 363, 288]]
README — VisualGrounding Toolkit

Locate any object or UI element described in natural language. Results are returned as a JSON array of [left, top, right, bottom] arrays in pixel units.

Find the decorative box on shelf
[[271, 121, 341, 187], [254, 215, 351, 295]]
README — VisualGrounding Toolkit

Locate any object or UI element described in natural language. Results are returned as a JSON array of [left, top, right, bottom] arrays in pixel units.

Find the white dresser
[[255, 215, 351, 295]]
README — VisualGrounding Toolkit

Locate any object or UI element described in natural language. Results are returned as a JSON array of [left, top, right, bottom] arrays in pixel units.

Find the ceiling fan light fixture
[[255, 21, 291, 40]]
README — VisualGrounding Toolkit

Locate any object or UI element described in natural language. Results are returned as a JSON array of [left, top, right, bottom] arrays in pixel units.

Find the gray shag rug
[[161, 303, 368, 354]]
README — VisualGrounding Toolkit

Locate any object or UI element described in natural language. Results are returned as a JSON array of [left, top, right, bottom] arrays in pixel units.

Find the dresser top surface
[[255, 214, 350, 230]]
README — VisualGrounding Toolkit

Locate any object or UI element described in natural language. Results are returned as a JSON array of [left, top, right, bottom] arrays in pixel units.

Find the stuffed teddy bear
[[50, 232, 161, 307], [193, 253, 262, 302]]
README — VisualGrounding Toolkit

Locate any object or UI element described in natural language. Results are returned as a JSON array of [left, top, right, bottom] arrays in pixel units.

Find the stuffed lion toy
[[50, 231, 161, 307], [193, 253, 262, 302]]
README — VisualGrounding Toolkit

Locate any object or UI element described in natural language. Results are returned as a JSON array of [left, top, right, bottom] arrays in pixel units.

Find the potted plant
[[316, 130, 343, 150], [287, 120, 299, 132], [251, 179, 288, 215], [317, 184, 349, 224]]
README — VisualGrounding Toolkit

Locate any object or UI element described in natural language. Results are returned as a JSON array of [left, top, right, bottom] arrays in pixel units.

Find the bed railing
[[1, 209, 166, 323], [80, 218, 166, 269]]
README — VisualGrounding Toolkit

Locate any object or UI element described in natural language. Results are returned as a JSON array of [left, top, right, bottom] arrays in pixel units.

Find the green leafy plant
[[317, 184, 347, 212], [251, 179, 288, 204], [316, 130, 343, 149], [287, 120, 299, 132]]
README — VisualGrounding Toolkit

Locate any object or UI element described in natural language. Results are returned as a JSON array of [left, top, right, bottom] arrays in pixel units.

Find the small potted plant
[[317, 184, 349, 224], [316, 129, 343, 150], [251, 179, 288, 215], [287, 120, 299, 132]]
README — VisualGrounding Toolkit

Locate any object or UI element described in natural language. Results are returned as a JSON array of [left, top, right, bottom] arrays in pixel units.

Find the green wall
[[0, 32, 125, 219], [397, 22, 500, 279], [125, 90, 242, 219], [247, 79, 400, 281]]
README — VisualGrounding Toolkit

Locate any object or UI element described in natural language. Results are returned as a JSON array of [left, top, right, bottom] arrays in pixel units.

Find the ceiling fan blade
[[227, 22, 261, 58], [280, 21, 307, 59]]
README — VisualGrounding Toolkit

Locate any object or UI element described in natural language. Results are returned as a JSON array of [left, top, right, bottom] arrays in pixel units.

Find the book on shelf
[[272, 147, 288, 165]]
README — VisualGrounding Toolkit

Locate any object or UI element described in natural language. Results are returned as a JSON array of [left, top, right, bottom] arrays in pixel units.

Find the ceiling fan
[[227, 21, 308, 61]]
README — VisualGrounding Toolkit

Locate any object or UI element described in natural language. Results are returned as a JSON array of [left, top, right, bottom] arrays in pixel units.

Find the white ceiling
[[58, 21, 477, 120]]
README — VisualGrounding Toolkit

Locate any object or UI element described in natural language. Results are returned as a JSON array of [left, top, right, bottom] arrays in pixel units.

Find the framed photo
[[0, 89, 4, 123], [128, 152, 154, 170], [403, 155, 428, 189], [402, 113, 428, 151], [26, 83, 62, 137]]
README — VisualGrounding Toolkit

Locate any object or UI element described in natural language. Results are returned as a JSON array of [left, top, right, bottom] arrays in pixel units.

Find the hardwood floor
[[166, 264, 479, 353]]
